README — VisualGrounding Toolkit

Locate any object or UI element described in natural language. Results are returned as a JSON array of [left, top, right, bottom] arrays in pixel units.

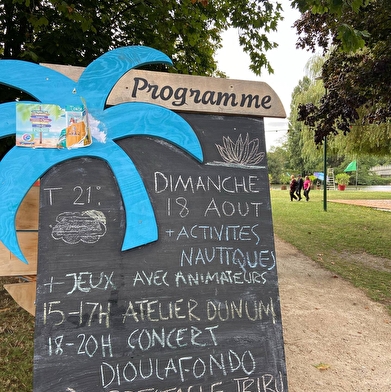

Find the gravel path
[[275, 236, 391, 391]]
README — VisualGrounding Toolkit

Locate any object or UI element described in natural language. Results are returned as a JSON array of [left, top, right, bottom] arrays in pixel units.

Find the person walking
[[295, 175, 304, 201], [303, 175, 311, 201], [289, 175, 298, 201]]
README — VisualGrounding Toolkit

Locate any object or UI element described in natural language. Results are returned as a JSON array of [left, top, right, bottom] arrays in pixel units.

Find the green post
[[323, 136, 327, 212]]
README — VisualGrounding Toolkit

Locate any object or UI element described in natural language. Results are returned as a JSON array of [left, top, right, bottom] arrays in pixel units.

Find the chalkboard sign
[[33, 113, 288, 391]]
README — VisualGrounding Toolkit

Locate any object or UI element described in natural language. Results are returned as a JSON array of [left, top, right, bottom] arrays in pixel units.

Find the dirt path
[[275, 236, 391, 391], [330, 199, 391, 211]]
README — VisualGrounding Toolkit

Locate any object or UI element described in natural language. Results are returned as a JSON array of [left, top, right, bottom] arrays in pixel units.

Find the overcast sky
[[215, 1, 316, 149]]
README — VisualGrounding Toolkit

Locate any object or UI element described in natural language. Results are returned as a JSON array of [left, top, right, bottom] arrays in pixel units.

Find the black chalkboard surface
[[33, 113, 288, 391]]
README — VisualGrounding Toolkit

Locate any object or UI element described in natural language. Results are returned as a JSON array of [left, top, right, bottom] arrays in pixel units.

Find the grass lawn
[[0, 277, 34, 391], [271, 187, 391, 310], [1, 186, 391, 390]]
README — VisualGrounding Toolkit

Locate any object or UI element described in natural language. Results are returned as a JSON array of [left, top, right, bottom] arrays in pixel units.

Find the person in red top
[[303, 175, 312, 201]]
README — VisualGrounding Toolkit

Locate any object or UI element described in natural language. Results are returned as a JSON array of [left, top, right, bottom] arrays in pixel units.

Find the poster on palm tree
[[0, 47, 288, 391]]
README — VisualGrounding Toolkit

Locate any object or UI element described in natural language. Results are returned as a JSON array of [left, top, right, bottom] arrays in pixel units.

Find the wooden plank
[[0, 183, 38, 276], [41, 64, 286, 118], [4, 281, 36, 316], [39, 63, 84, 82], [16, 185, 39, 230], [109, 69, 287, 118], [0, 232, 37, 276]]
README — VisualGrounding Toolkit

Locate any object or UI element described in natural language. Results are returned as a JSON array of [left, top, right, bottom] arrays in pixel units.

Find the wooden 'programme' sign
[[0, 46, 288, 392]]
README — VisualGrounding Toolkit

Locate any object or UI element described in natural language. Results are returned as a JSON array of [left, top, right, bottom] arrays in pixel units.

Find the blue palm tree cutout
[[0, 46, 203, 264]]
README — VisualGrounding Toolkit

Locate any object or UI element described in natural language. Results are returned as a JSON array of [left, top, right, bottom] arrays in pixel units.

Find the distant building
[[369, 165, 391, 177]]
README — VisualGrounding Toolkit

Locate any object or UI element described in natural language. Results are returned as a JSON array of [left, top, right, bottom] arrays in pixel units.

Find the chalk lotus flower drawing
[[216, 133, 265, 166], [0, 46, 203, 263]]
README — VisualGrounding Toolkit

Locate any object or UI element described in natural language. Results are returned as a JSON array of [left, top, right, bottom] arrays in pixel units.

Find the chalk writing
[[66, 271, 115, 294], [203, 198, 263, 217], [167, 196, 190, 217], [39, 295, 278, 325], [174, 270, 267, 287], [33, 116, 288, 390], [43, 276, 66, 293], [73, 185, 101, 205], [48, 333, 113, 358], [234, 373, 285, 392], [132, 270, 169, 287], [170, 224, 260, 243], [180, 248, 276, 272], [44, 185, 102, 206], [43, 300, 111, 327], [154, 172, 260, 194], [127, 325, 218, 351], [43, 187, 63, 205], [43, 271, 116, 294], [206, 298, 276, 323], [122, 298, 200, 323], [104, 383, 224, 392], [129, 270, 270, 287], [100, 348, 256, 386]]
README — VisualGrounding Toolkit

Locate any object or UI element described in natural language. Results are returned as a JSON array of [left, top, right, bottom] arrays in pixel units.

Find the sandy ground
[[275, 236, 391, 391], [330, 199, 391, 211]]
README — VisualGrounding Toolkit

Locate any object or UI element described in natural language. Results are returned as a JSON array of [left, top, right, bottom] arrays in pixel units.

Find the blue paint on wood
[[0, 141, 158, 263], [99, 102, 203, 162], [77, 46, 172, 110], [0, 61, 79, 106], [0, 102, 17, 138], [0, 46, 203, 263]]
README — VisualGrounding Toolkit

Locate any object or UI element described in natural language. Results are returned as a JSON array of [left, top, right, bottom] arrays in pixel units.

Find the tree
[[292, 0, 391, 147], [266, 144, 291, 184], [0, 0, 283, 76], [0, 0, 283, 158], [288, 75, 320, 173], [287, 56, 327, 173], [292, 0, 372, 52], [288, 53, 391, 185]]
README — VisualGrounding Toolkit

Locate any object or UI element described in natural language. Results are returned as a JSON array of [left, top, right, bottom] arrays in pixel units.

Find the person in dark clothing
[[289, 175, 298, 201], [295, 174, 304, 201]]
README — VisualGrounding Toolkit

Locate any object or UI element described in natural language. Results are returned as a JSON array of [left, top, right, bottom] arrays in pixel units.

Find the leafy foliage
[[289, 54, 391, 158], [287, 55, 391, 186], [288, 74, 325, 174], [0, 0, 283, 158], [266, 144, 292, 184], [335, 172, 350, 185], [293, 0, 372, 53], [293, 0, 391, 145], [0, 0, 283, 76]]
